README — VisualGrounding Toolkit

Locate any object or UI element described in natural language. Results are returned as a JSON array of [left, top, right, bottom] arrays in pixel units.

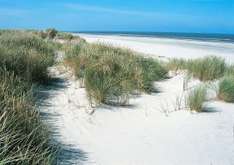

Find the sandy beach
[[78, 34, 234, 63], [2, 0, 234, 164], [39, 35, 234, 165]]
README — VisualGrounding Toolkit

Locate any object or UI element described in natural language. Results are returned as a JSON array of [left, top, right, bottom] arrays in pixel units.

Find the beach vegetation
[[218, 76, 234, 102], [0, 30, 57, 164], [166, 58, 187, 71], [56, 32, 74, 40], [0, 31, 55, 83], [65, 43, 168, 105], [167, 56, 226, 81], [186, 56, 226, 81], [0, 70, 56, 164], [187, 85, 207, 112], [137, 57, 168, 92], [224, 64, 234, 76], [46, 28, 58, 39]]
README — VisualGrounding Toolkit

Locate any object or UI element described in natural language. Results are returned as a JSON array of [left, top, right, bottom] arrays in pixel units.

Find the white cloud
[[64, 3, 162, 17]]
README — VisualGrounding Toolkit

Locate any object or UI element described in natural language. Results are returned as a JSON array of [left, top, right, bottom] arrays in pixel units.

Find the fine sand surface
[[78, 34, 234, 63], [40, 38, 234, 165]]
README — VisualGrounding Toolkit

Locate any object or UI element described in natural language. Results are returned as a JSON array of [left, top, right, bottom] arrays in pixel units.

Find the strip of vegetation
[[166, 58, 187, 71], [65, 43, 168, 105], [167, 56, 226, 81], [0, 30, 57, 164]]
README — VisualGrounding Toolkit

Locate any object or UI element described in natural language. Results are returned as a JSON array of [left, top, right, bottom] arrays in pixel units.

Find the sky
[[0, 0, 234, 34]]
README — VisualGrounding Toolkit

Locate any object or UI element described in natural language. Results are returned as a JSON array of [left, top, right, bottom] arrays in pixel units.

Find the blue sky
[[0, 0, 234, 34]]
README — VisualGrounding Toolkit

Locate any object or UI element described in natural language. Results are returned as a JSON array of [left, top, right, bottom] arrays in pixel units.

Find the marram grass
[[0, 30, 57, 164], [137, 57, 168, 92], [166, 58, 187, 71], [0, 69, 56, 165], [218, 76, 234, 102], [65, 43, 168, 105], [187, 56, 226, 81], [167, 56, 226, 81], [187, 85, 207, 112], [0, 31, 55, 83], [225, 64, 234, 77]]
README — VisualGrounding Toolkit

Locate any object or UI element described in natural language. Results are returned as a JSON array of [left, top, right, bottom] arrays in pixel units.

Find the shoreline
[[76, 33, 234, 63]]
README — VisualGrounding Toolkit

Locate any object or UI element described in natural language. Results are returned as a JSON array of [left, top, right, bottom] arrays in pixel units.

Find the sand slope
[[39, 41, 234, 165]]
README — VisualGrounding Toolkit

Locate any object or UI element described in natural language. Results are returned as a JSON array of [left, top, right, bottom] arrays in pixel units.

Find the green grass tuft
[[187, 85, 207, 112], [218, 76, 234, 102], [137, 57, 168, 92]]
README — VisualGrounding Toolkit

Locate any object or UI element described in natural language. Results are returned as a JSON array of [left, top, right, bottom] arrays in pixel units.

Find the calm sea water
[[74, 31, 234, 44]]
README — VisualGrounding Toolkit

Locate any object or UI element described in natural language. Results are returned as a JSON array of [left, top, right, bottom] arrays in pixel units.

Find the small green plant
[[187, 85, 207, 112], [218, 76, 234, 102]]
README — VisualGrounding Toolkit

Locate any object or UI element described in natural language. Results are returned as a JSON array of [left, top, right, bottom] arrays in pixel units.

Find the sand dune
[[40, 38, 234, 165]]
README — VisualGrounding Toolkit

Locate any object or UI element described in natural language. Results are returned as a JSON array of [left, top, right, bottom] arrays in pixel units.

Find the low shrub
[[218, 76, 234, 102], [187, 85, 207, 112]]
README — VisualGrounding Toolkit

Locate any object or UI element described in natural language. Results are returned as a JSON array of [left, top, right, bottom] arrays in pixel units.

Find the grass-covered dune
[[65, 43, 168, 105], [167, 56, 227, 81], [0, 30, 57, 164], [0, 31, 55, 83], [167, 56, 234, 110]]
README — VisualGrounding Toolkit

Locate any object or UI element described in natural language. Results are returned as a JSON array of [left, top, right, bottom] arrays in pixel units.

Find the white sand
[[41, 37, 234, 165], [78, 34, 234, 63]]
